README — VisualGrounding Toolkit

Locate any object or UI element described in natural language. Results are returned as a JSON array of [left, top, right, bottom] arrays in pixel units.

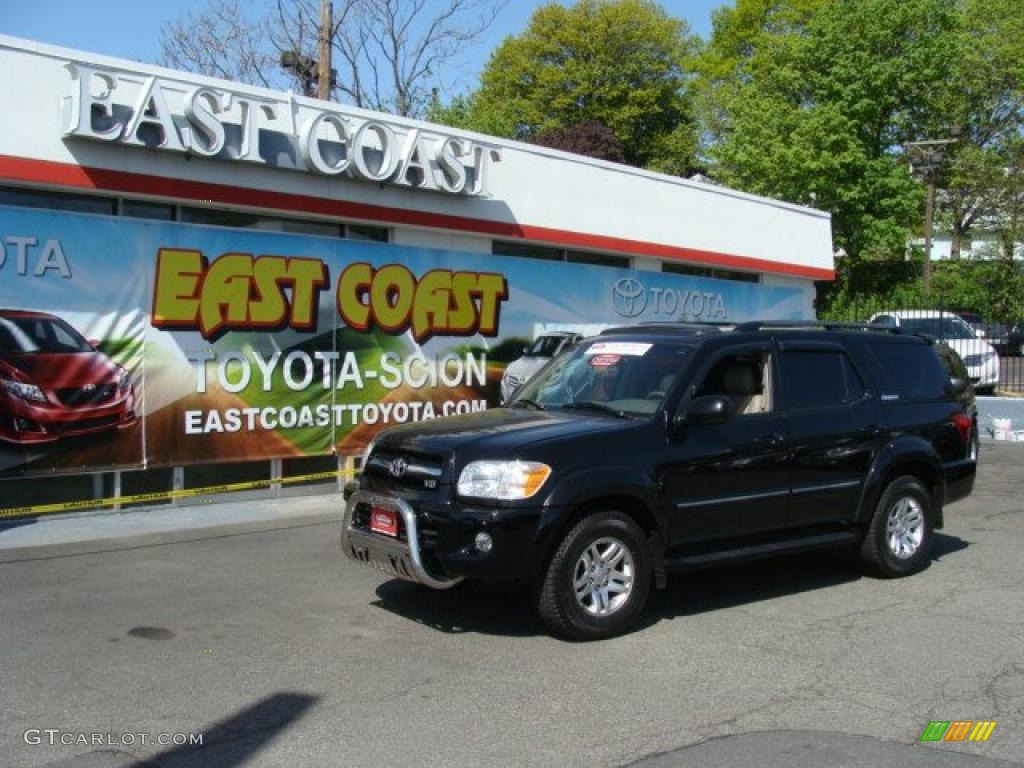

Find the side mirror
[[949, 377, 968, 396], [675, 394, 733, 428], [88, 338, 100, 349]]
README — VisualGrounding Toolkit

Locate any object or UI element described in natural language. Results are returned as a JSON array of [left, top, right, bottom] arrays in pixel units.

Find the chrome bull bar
[[341, 490, 462, 590]]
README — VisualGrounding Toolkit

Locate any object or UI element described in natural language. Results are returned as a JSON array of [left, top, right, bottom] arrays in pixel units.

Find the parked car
[[0, 310, 137, 444], [342, 321, 977, 640], [868, 310, 1000, 394], [1007, 322, 1024, 357], [954, 311, 1010, 354], [499, 331, 582, 403]]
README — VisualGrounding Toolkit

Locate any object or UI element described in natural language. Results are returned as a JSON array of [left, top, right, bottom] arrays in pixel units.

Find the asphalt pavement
[[1, 445, 1022, 768]]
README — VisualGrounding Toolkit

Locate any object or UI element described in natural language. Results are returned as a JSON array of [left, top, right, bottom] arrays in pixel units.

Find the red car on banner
[[0, 310, 137, 444]]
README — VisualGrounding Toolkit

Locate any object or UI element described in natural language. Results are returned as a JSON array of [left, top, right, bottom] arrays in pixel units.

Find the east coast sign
[[60, 61, 502, 196]]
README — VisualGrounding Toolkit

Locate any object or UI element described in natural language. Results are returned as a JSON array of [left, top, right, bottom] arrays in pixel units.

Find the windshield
[[0, 315, 93, 355], [525, 335, 570, 357], [899, 317, 977, 340], [510, 339, 693, 417]]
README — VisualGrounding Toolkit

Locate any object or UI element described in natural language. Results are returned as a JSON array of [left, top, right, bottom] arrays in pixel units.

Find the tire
[[537, 510, 652, 641], [860, 476, 933, 578], [976, 385, 995, 396]]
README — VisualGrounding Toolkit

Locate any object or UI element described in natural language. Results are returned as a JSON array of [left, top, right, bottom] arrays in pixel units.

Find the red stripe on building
[[0, 154, 835, 280]]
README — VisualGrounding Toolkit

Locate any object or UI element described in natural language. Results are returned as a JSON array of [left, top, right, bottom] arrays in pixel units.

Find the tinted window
[[513, 340, 693, 417], [867, 342, 948, 400], [779, 350, 864, 410], [122, 200, 176, 221], [936, 346, 968, 380], [0, 186, 115, 215]]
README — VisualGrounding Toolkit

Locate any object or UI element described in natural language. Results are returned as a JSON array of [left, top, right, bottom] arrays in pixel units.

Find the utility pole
[[923, 175, 936, 293], [906, 138, 957, 294], [318, 0, 333, 100]]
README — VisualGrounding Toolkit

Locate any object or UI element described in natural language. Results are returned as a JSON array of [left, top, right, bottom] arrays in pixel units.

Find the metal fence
[[821, 300, 1024, 395]]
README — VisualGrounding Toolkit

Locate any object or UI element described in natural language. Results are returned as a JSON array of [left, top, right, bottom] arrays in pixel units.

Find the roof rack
[[600, 322, 730, 336], [734, 321, 905, 334]]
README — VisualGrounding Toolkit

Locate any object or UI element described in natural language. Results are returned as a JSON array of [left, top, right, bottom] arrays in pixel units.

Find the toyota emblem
[[611, 277, 647, 318], [389, 457, 408, 477]]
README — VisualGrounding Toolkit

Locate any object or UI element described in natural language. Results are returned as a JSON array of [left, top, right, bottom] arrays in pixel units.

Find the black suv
[[342, 323, 977, 640]]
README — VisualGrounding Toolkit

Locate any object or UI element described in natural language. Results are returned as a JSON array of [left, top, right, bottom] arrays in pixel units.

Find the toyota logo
[[389, 458, 408, 478], [611, 277, 647, 317]]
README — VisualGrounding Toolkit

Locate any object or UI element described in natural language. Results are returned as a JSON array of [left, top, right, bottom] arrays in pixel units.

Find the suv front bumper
[[341, 490, 462, 589]]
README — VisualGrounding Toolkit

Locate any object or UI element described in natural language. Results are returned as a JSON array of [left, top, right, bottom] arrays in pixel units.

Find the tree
[[932, 0, 1024, 260], [698, 0, 960, 266], [528, 120, 626, 163], [159, 0, 505, 117], [434, 0, 700, 171], [159, 0, 279, 88], [699, 0, 1024, 288]]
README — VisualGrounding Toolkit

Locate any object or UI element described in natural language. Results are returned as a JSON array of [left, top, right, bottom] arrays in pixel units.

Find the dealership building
[[0, 35, 834, 515]]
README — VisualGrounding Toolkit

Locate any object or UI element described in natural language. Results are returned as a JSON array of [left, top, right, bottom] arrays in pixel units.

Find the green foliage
[[700, 0, 961, 262], [820, 258, 1024, 323], [431, 0, 700, 171]]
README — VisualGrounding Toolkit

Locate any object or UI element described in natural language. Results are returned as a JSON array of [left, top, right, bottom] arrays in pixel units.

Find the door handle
[[862, 424, 885, 438], [756, 433, 785, 448]]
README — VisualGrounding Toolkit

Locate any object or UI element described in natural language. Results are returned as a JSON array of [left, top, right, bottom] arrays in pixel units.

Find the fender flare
[[530, 466, 666, 585], [857, 436, 945, 527]]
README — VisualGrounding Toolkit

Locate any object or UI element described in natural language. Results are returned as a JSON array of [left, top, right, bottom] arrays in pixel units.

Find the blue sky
[[0, 1, 726, 97]]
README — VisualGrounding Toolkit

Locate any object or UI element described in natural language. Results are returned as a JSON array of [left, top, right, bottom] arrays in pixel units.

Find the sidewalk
[[0, 491, 342, 552]]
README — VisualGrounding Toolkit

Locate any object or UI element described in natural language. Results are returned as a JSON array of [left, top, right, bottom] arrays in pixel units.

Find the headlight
[[457, 460, 551, 500], [118, 371, 132, 391], [1, 378, 46, 403]]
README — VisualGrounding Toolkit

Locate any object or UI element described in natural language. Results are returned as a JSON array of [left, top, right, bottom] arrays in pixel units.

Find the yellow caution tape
[[0, 468, 358, 520]]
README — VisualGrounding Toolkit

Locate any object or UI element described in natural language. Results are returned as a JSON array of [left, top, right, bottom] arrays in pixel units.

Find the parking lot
[[1, 444, 1022, 768]]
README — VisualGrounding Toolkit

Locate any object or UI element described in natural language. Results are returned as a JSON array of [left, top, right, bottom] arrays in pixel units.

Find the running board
[[665, 530, 859, 572]]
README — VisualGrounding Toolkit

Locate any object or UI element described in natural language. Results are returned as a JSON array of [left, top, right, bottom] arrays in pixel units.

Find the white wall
[[0, 35, 834, 284]]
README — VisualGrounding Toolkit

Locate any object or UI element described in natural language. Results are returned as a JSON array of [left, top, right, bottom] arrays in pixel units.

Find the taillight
[[952, 413, 972, 447]]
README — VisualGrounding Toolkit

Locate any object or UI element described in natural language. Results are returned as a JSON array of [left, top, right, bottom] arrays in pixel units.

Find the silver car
[[500, 332, 582, 403]]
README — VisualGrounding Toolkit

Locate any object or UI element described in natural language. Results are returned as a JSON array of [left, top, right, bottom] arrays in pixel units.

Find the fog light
[[13, 417, 42, 433], [474, 532, 493, 553]]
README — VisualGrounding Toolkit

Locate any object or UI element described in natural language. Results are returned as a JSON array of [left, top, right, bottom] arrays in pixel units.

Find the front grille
[[365, 449, 447, 490], [55, 384, 115, 406]]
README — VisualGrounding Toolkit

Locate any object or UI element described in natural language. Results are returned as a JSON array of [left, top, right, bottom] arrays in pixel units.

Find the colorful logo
[[920, 721, 997, 742]]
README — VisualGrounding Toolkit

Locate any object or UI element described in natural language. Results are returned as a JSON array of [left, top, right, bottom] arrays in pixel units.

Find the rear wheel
[[537, 510, 652, 641], [860, 476, 933, 577]]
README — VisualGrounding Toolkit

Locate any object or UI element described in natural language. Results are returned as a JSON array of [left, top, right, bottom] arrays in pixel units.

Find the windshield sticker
[[585, 342, 652, 357], [589, 354, 622, 367]]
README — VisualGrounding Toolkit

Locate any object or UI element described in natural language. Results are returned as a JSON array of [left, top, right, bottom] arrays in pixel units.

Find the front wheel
[[860, 476, 933, 578], [537, 511, 652, 641]]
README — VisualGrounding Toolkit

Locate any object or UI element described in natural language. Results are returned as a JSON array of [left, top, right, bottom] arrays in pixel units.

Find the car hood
[[0, 352, 121, 388], [942, 339, 996, 359], [375, 407, 633, 461], [505, 356, 549, 381]]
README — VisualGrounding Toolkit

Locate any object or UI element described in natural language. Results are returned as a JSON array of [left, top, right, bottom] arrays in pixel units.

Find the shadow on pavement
[[129, 692, 318, 767], [371, 534, 971, 639]]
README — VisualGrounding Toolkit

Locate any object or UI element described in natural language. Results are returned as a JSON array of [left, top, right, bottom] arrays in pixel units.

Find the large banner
[[0, 206, 806, 477]]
